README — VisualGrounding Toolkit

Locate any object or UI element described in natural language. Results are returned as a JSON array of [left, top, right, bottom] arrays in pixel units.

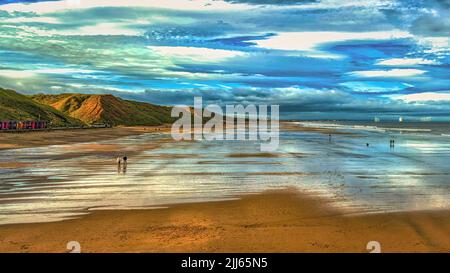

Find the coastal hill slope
[[31, 93, 175, 126], [0, 88, 81, 126]]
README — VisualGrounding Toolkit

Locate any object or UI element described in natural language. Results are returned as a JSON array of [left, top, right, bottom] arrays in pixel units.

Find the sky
[[0, 0, 449, 120]]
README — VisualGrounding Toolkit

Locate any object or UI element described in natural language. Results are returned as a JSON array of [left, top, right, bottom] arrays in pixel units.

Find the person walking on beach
[[389, 139, 395, 148], [329, 134, 332, 142], [122, 156, 128, 174], [116, 156, 122, 173]]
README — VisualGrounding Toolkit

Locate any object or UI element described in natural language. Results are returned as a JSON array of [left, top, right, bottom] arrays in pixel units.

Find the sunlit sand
[[0, 122, 449, 252]]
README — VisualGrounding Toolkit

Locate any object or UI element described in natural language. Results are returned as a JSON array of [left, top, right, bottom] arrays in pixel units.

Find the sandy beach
[[2, 0, 450, 259], [0, 125, 172, 150], [1, 122, 449, 253], [0, 122, 335, 150], [0, 189, 449, 253]]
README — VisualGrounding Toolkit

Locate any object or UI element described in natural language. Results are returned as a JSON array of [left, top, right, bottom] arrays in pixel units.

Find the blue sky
[[0, 0, 449, 120]]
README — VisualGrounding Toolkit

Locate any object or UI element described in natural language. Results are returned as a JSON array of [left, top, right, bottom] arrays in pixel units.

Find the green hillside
[[31, 93, 175, 126], [0, 88, 81, 126]]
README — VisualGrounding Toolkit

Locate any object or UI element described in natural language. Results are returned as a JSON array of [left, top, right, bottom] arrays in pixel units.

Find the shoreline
[[0, 189, 449, 253]]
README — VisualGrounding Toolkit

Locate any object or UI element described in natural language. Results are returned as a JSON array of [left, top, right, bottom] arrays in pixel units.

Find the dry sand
[[0, 122, 338, 151], [0, 189, 449, 253], [0, 125, 172, 150], [0, 162, 32, 169]]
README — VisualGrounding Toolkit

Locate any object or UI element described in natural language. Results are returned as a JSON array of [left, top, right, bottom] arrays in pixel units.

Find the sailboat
[[399, 116, 403, 123]]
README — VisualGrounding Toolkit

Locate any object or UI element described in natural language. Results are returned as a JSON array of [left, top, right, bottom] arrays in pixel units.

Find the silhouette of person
[[390, 139, 395, 149], [116, 156, 122, 173], [122, 156, 128, 174]]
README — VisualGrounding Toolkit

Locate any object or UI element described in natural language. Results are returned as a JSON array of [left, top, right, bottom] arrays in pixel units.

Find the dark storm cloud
[[108, 87, 450, 118], [407, 0, 450, 36]]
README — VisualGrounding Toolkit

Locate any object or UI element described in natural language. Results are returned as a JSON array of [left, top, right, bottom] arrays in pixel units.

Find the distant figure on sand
[[116, 156, 128, 174], [329, 134, 332, 142], [366, 143, 369, 147], [122, 156, 128, 174], [116, 157, 122, 173], [390, 139, 395, 148]]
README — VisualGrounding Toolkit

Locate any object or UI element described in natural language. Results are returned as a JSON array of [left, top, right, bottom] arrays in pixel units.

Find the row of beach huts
[[0, 120, 48, 131], [1, 120, 113, 131]]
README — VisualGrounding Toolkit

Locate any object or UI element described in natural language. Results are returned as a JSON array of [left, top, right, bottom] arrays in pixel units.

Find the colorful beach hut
[[1, 120, 47, 130], [1, 121, 9, 130]]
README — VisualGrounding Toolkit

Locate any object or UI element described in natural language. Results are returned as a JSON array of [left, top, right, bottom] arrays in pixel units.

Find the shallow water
[[0, 122, 449, 225]]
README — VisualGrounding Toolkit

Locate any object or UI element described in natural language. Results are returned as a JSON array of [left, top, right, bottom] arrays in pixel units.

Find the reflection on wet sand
[[0, 122, 449, 225]]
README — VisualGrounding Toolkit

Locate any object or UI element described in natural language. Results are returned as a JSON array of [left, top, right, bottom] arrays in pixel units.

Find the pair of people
[[117, 156, 128, 174], [389, 139, 395, 148]]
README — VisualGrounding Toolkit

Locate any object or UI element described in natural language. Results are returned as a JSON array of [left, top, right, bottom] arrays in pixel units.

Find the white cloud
[[252, 30, 412, 51], [0, 0, 252, 14], [394, 92, 450, 102], [339, 81, 413, 93], [148, 46, 245, 62], [0, 68, 97, 79], [10, 22, 142, 37], [286, 0, 395, 10], [416, 37, 450, 55], [0, 70, 36, 78], [2, 16, 60, 24], [376, 58, 439, 66], [35, 68, 97, 74], [68, 83, 86, 88], [68, 23, 141, 36], [349, 69, 426, 78]]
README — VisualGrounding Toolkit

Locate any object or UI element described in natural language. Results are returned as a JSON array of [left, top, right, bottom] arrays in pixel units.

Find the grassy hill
[[0, 88, 81, 126], [31, 93, 175, 126]]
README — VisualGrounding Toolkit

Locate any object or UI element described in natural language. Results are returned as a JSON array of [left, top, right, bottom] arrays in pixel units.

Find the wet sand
[[1, 122, 449, 252], [0, 189, 449, 253], [0, 122, 338, 151], [0, 125, 172, 150]]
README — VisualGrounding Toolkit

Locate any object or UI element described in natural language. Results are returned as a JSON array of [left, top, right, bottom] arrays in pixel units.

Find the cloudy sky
[[0, 0, 449, 120]]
